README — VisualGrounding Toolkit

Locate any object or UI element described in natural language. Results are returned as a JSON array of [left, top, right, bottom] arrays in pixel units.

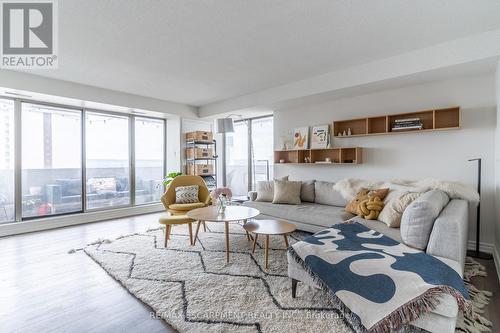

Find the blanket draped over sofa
[[288, 222, 471, 333]]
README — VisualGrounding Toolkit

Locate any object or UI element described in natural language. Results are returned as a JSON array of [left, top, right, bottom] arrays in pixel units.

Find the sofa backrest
[[314, 181, 348, 207]]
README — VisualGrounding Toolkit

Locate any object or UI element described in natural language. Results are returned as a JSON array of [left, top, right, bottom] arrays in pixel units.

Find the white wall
[[0, 70, 198, 118], [495, 60, 500, 261], [274, 74, 497, 246]]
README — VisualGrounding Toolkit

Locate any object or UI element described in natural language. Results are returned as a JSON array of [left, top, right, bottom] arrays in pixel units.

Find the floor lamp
[[467, 158, 493, 260]]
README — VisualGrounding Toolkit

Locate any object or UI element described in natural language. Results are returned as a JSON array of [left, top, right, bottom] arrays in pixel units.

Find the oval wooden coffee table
[[243, 219, 297, 270], [187, 206, 260, 263]]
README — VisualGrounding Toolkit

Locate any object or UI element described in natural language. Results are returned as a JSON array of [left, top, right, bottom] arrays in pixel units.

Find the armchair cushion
[[175, 185, 199, 203], [169, 202, 206, 211]]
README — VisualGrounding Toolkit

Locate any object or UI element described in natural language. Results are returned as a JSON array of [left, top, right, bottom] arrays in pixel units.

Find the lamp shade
[[216, 118, 234, 133]]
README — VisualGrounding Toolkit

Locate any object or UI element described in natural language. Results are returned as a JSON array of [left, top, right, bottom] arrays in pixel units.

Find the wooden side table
[[243, 219, 297, 270]]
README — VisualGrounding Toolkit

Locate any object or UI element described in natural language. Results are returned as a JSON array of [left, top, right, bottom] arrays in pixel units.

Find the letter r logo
[[2, 2, 53, 54]]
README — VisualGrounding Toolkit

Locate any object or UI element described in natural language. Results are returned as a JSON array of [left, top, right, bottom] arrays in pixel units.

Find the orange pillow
[[345, 188, 390, 215]]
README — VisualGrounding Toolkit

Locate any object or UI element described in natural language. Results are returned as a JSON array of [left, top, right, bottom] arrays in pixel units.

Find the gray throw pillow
[[175, 185, 200, 204], [255, 176, 289, 202], [272, 180, 302, 205], [400, 190, 449, 250], [300, 180, 315, 202], [314, 181, 347, 206]]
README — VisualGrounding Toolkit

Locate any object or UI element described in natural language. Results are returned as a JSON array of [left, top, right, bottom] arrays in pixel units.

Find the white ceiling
[[24, 0, 500, 107]]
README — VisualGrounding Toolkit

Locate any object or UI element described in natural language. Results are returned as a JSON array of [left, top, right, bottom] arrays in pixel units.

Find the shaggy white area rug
[[82, 222, 491, 333]]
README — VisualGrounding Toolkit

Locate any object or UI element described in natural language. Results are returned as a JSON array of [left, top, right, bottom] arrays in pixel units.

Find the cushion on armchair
[[175, 185, 199, 204], [168, 202, 205, 211]]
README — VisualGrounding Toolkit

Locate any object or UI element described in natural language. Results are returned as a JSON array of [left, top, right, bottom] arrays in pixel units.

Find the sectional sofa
[[243, 180, 469, 333]]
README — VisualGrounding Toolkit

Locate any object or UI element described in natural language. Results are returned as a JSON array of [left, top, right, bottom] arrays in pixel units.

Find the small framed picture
[[293, 127, 309, 150], [311, 125, 329, 149]]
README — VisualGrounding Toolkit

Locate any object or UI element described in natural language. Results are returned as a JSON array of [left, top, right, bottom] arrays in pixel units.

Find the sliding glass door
[[85, 112, 130, 210], [224, 116, 273, 195], [21, 103, 82, 218], [135, 117, 164, 204], [251, 117, 274, 189], [225, 121, 249, 196], [0, 96, 167, 224], [0, 99, 15, 222]]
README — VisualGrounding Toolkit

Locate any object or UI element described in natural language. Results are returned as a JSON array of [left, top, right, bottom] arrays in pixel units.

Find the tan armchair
[[160, 175, 211, 215]]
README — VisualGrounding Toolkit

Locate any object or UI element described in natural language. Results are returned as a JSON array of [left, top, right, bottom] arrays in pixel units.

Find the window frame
[[0, 96, 167, 223]]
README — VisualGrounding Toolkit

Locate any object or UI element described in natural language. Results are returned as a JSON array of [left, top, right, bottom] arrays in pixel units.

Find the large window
[[0, 99, 15, 223], [21, 103, 82, 218], [251, 117, 274, 188], [135, 117, 164, 204], [85, 112, 130, 210], [1, 97, 166, 224], [225, 116, 273, 196], [226, 121, 249, 196]]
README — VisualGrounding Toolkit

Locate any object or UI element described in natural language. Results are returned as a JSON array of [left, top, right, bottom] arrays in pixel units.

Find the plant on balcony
[[162, 172, 183, 188]]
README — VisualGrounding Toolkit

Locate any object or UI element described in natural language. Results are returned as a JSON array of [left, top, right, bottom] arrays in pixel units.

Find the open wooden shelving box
[[333, 107, 460, 138], [274, 147, 362, 165]]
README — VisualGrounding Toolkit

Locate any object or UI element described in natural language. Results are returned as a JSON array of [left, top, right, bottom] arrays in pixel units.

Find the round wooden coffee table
[[243, 219, 297, 270], [187, 206, 260, 263]]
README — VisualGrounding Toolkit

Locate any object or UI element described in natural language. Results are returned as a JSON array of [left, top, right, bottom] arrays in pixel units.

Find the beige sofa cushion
[[255, 176, 288, 202], [379, 192, 421, 227], [314, 181, 347, 206], [273, 180, 302, 204], [300, 180, 315, 202]]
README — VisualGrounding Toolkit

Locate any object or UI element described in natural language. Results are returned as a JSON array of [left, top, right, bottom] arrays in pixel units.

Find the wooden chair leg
[[188, 222, 193, 245], [193, 220, 202, 245], [292, 278, 298, 298], [252, 234, 259, 254], [164, 225, 171, 248], [243, 219, 251, 241], [202, 221, 207, 232]]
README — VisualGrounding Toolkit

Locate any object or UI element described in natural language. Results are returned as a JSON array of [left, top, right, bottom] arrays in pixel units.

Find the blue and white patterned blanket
[[288, 222, 471, 333]]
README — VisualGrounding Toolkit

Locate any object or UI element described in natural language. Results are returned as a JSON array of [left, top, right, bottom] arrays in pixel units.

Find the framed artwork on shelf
[[311, 125, 329, 149], [293, 127, 309, 150]]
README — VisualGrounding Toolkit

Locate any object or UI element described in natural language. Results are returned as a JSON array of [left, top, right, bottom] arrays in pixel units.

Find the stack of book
[[392, 118, 423, 131]]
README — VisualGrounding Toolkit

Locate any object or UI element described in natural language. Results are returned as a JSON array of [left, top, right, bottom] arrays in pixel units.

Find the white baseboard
[[466, 240, 495, 254], [494, 247, 500, 284], [0, 204, 164, 237]]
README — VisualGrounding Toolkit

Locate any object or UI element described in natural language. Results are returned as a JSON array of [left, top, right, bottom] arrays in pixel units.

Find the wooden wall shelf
[[333, 107, 460, 138], [274, 148, 362, 165]]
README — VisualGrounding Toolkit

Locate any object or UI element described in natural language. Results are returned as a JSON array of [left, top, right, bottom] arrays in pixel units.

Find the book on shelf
[[394, 117, 420, 123], [315, 161, 333, 164], [392, 125, 423, 131], [393, 122, 422, 128]]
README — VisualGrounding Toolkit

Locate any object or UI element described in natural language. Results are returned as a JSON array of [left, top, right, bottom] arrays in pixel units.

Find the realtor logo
[[1, 0, 58, 68]]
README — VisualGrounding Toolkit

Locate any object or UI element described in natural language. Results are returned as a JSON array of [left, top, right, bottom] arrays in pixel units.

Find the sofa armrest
[[248, 191, 258, 201], [426, 199, 468, 272]]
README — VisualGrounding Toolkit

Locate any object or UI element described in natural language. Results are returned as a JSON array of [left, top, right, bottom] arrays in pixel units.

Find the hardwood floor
[[0, 212, 499, 333]]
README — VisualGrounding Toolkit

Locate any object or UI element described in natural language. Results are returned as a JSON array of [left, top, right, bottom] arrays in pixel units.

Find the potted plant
[[162, 172, 183, 188]]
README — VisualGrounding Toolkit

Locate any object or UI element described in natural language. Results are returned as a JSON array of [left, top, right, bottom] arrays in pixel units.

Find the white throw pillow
[[272, 180, 302, 205], [378, 192, 420, 228], [400, 190, 449, 250], [175, 185, 199, 204], [255, 176, 288, 202]]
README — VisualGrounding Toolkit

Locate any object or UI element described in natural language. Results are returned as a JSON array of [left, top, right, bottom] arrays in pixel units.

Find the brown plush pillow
[[345, 188, 390, 215]]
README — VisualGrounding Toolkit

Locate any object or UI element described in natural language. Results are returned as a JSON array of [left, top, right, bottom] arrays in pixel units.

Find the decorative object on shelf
[[278, 130, 293, 151], [279, 159, 285, 163], [392, 117, 423, 131], [325, 157, 331, 162], [293, 127, 309, 150], [347, 128, 351, 136], [311, 125, 329, 149], [467, 158, 492, 260], [342, 130, 347, 136], [162, 172, 183, 188], [338, 131, 342, 137], [210, 187, 232, 214]]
